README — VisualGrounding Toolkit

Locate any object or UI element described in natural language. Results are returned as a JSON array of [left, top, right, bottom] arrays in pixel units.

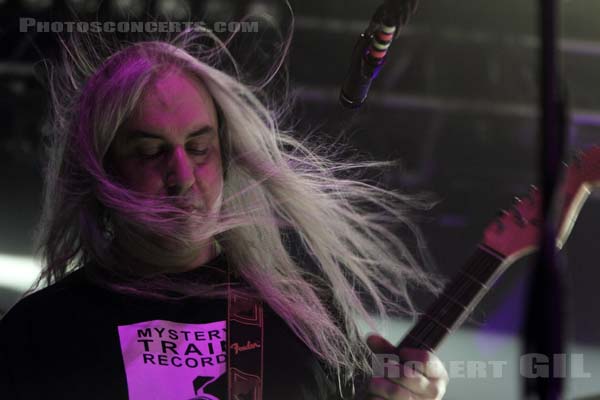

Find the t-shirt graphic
[[118, 319, 227, 400]]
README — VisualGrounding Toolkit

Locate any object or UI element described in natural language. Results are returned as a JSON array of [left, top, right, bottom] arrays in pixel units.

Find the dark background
[[0, 0, 598, 354]]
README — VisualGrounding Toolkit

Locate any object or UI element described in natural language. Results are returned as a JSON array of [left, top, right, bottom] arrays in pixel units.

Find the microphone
[[339, 0, 419, 109]]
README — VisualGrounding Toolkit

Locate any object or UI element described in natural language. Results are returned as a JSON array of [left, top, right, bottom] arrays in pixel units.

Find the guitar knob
[[496, 209, 509, 217], [495, 209, 508, 232], [511, 208, 526, 227], [525, 185, 539, 204]]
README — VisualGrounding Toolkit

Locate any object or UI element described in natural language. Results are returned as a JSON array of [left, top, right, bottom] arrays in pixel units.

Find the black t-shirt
[[0, 252, 364, 399]]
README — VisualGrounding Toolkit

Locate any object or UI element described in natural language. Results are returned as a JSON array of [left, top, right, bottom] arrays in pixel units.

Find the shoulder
[[0, 268, 89, 334]]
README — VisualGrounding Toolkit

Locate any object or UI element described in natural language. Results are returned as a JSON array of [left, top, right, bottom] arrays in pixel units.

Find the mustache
[[165, 193, 203, 210]]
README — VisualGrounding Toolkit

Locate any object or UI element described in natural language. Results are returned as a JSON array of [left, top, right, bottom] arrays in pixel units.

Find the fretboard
[[398, 245, 506, 352]]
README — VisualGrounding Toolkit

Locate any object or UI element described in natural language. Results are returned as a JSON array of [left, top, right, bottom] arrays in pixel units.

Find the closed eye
[[137, 145, 165, 159], [187, 147, 208, 156], [186, 139, 209, 156]]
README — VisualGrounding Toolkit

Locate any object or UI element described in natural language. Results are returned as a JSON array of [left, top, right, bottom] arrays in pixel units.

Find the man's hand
[[364, 334, 448, 400]]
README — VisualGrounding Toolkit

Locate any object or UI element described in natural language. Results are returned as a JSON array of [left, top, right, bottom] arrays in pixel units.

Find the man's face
[[109, 68, 223, 214]]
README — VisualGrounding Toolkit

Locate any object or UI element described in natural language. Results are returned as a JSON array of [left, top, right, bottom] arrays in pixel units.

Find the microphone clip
[[340, 1, 419, 108]]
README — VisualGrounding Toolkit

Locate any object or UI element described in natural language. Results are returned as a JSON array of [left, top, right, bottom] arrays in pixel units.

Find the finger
[[367, 339, 446, 380], [373, 360, 445, 399], [368, 376, 417, 400], [397, 348, 449, 380], [367, 341, 449, 398], [367, 333, 396, 354], [395, 372, 446, 399]]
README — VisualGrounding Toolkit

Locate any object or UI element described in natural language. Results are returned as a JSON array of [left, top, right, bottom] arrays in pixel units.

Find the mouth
[[178, 203, 201, 212], [167, 192, 205, 212], [170, 198, 201, 211]]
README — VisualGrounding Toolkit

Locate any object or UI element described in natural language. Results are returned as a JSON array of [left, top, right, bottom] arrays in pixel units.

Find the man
[[0, 33, 448, 399]]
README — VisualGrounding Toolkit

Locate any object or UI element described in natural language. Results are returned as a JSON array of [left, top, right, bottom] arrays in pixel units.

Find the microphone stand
[[523, 0, 569, 398]]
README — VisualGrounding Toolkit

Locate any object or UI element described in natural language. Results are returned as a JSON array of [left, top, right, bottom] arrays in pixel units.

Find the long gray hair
[[33, 27, 441, 391]]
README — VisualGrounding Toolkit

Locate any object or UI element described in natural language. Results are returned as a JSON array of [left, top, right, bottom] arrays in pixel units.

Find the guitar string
[[408, 250, 501, 350], [415, 253, 497, 347], [408, 250, 489, 340], [415, 253, 500, 349], [406, 252, 485, 346]]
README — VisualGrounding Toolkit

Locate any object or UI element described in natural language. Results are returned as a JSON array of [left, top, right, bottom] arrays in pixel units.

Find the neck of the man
[[180, 239, 220, 272], [113, 231, 221, 274]]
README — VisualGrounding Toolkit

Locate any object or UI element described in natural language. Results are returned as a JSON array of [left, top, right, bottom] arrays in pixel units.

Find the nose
[[165, 146, 195, 196]]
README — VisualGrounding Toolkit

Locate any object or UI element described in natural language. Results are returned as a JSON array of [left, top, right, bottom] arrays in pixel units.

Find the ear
[[215, 101, 229, 181]]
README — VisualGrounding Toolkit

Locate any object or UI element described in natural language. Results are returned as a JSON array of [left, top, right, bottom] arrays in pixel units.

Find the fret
[[420, 313, 452, 333], [406, 304, 461, 351], [441, 271, 487, 309], [400, 334, 434, 353], [411, 320, 449, 351], [438, 290, 472, 313], [462, 249, 501, 284], [398, 247, 504, 351], [462, 247, 513, 292], [426, 297, 470, 331], [477, 243, 505, 260], [457, 269, 488, 290]]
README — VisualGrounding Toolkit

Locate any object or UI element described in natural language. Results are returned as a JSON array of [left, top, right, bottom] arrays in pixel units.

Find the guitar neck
[[398, 246, 506, 352], [395, 146, 600, 352]]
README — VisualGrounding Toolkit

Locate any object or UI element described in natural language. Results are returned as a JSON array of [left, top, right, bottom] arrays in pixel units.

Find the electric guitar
[[398, 146, 600, 352]]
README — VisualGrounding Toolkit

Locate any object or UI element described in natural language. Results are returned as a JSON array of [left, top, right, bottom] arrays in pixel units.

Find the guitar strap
[[227, 263, 264, 400]]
